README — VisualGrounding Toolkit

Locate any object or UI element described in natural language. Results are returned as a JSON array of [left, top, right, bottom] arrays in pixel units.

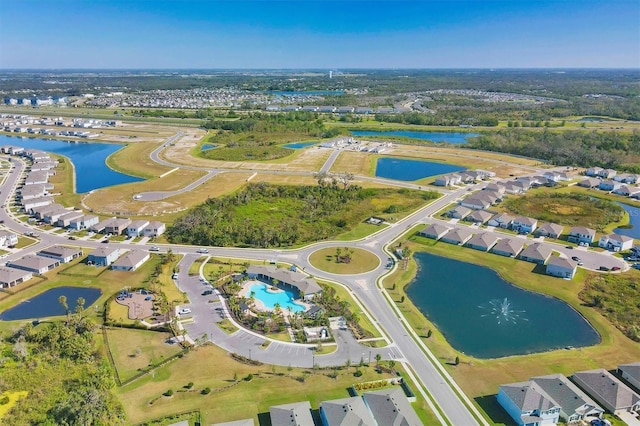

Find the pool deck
[[239, 280, 310, 314], [115, 291, 155, 320]]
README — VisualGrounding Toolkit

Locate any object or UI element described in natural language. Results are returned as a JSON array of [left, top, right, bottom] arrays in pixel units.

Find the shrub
[[163, 389, 173, 397], [201, 387, 211, 395], [0, 395, 9, 405], [244, 373, 253, 381], [185, 382, 194, 389], [354, 369, 363, 377]]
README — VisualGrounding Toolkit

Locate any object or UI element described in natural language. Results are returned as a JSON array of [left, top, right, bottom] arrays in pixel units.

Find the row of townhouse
[[498, 362, 640, 425], [265, 105, 392, 114], [419, 224, 579, 278], [89, 218, 166, 238], [0, 245, 82, 288], [578, 177, 640, 198], [585, 167, 640, 183], [433, 169, 496, 187]]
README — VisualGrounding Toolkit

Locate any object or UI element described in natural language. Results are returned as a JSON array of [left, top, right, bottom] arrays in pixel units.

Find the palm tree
[[59, 295, 69, 321]]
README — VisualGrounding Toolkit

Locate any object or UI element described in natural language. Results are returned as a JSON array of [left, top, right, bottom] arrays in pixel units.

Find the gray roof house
[[418, 223, 450, 240], [530, 374, 604, 424], [466, 209, 494, 224], [460, 194, 493, 210], [466, 233, 500, 252], [535, 223, 564, 239], [578, 177, 601, 188], [448, 205, 473, 219], [105, 218, 132, 235], [111, 250, 150, 272], [512, 216, 538, 234], [0, 267, 33, 289], [618, 362, 640, 393], [362, 388, 422, 426], [7, 255, 60, 274], [546, 257, 578, 279], [320, 396, 376, 426], [440, 228, 474, 246], [269, 401, 314, 426], [568, 227, 596, 244], [246, 265, 321, 301], [519, 243, 553, 265], [488, 213, 515, 229], [38, 245, 83, 263], [492, 238, 525, 258], [572, 369, 640, 414], [87, 247, 121, 267], [497, 381, 561, 426]]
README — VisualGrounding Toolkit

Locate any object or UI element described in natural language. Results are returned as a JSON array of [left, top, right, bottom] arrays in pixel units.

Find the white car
[[196, 248, 209, 254], [178, 308, 191, 315]]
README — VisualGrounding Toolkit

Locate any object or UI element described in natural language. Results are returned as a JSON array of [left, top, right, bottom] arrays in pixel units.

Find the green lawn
[[216, 319, 239, 335], [335, 222, 387, 241], [105, 328, 183, 383], [14, 236, 37, 249], [309, 247, 380, 274], [318, 280, 381, 339]]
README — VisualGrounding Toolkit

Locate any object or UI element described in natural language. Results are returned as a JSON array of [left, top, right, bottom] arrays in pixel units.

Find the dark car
[[611, 266, 621, 271], [202, 290, 213, 296], [599, 266, 610, 271], [571, 256, 580, 261], [101, 239, 109, 243]]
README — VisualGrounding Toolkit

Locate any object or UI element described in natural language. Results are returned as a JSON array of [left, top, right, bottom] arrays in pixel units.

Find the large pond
[[0, 286, 102, 321], [406, 252, 599, 358], [281, 141, 318, 149], [375, 158, 465, 181], [615, 202, 640, 240], [350, 130, 479, 144], [0, 135, 143, 193]]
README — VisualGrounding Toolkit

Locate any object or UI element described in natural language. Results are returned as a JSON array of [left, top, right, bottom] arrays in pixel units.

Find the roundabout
[[308, 247, 381, 275]]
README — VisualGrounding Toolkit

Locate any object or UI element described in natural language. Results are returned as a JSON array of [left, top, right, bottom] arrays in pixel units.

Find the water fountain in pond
[[479, 298, 528, 325]]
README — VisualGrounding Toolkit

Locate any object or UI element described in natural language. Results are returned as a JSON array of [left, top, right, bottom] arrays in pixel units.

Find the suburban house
[[448, 205, 472, 219], [31, 203, 63, 219], [7, 255, 60, 274], [56, 211, 84, 228], [578, 178, 601, 188], [0, 230, 19, 247], [434, 173, 462, 186], [546, 257, 577, 279], [535, 223, 564, 239], [38, 245, 83, 263], [613, 185, 640, 197], [484, 182, 506, 195], [492, 238, 525, 258], [466, 233, 500, 252], [614, 173, 639, 184], [269, 401, 314, 426], [111, 250, 151, 272], [104, 218, 132, 235], [512, 216, 538, 234], [600, 169, 618, 179], [418, 223, 451, 240], [126, 220, 150, 238], [362, 388, 422, 426], [497, 381, 561, 426], [618, 362, 640, 392], [69, 214, 99, 230], [519, 243, 552, 265], [598, 233, 634, 252], [488, 213, 514, 229], [598, 180, 621, 192], [143, 221, 166, 237], [22, 196, 53, 211], [465, 210, 494, 224], [572, 369, 640, 415], [0, 267, 33, 289], [504, 182, 524, 195], [87, 247, 121, 267], [43, 207, 72, 224], [460, 193, 495, 210], [585, 167, 604, 177], [529, 374, 604, 424], [440, 228, 474, 246], [568, 227, 596, 245], [320, 396, 376, 426], [246, 265, 322, 301]]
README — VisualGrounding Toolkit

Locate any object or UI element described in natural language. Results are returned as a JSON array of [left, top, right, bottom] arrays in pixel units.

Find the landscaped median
[[308, 247, 380, 274]]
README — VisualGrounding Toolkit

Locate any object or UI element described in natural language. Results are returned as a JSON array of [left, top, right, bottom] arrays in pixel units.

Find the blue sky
[[0, 0, 638, 69]]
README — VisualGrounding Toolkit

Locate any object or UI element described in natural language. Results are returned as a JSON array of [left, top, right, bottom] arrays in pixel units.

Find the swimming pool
[[246, 282, 305, 313]]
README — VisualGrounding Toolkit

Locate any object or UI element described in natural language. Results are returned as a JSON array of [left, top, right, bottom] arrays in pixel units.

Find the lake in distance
[[405, 252, 600, 358], [0, 286, 102, 321], [351, 130, 479, 144], [282, 141, 318, 149], [375, 157, 465, 181], [0, 135, 143, 193]]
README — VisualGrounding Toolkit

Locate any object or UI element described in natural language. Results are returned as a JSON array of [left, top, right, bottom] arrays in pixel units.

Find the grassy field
[[335, 222, 388, 241], [216, 319, 239, 335], [383, 232, 640, 424], [503, 191, 626, 231], [308, 247, 380, 274], [106, 141, 173, 179], [105, 328, 183, 382], [114, 343, 437, 425]]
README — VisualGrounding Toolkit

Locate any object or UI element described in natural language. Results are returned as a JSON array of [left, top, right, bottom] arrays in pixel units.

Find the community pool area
[[245, 282, 306, 313]]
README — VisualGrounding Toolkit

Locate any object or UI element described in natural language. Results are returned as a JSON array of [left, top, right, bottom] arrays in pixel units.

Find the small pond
[[0, 135, 143, 193], [282, 141, 318, 149], [350, 130, 479, 144], [0, 286, 102, 321], [405, 252, 599, 358], [201, 143, 218, 151], [375, 158, 465, 181], [615, 202, 640, 240]]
